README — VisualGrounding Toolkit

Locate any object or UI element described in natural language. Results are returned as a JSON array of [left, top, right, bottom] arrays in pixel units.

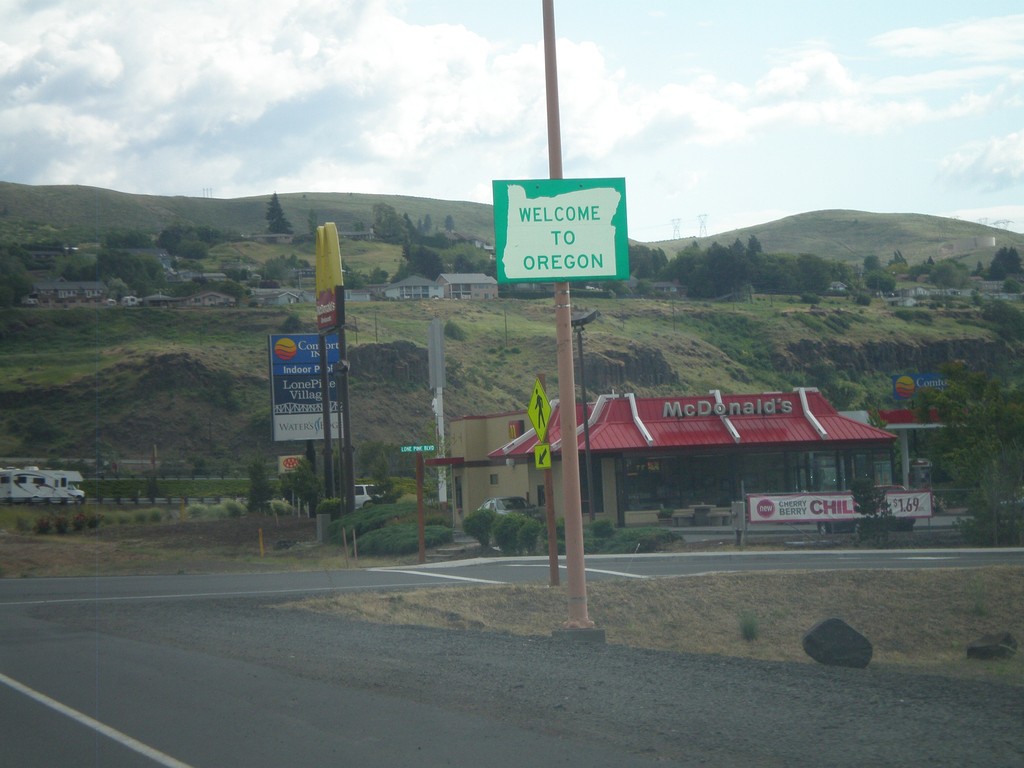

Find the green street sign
[[492, 178, 629, 284], [400, 444, 436, 453]]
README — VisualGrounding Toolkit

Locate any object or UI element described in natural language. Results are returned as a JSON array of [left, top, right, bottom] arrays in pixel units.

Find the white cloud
[[871, 14, 1024, 62], [940, 131, 1024, 191], [1, 2, 1022, 235]]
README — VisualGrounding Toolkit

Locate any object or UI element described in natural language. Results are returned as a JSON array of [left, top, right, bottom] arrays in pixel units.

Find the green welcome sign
[[492, 178, 629, 284]]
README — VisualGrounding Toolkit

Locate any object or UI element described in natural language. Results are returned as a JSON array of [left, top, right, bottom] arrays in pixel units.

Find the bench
[[671, 508, 695, 526], [623, 509, 661, 527]]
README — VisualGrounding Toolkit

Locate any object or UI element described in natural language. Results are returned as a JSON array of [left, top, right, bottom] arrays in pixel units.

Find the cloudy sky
[[2, 0, 1022, 240]]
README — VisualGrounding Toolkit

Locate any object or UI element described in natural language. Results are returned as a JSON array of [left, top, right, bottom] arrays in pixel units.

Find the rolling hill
[[3, 182, 1022, 266]]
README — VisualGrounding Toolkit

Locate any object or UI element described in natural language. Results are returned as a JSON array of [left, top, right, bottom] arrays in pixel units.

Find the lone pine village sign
[[492, 178, 629, 284]]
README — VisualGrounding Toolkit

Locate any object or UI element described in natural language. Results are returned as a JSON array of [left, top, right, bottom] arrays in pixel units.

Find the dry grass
[[292, 566, 1024, 685]]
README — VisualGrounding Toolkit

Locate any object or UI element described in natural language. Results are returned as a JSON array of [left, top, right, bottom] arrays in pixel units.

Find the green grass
[[0, 183, 497, 247], [649, 209, 1024, 267], [1, 283, 1021, 465]]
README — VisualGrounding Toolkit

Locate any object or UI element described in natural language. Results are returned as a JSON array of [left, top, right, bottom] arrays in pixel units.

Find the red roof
[[490, 389, 895, 459], [878, 408, 941, 425]]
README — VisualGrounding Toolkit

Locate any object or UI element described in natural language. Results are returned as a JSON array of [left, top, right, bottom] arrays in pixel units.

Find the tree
[[851, 478, 894, 545], [862, 255, 882, 273], [917, 364, 1024, 545], [989, 247, 1021, 281], [372, 203, 408, 243], [265, 192, 293, 235], [864, 269, 895, 293], [278, 458, 320, 515], [246, 457, 274, 514], [931, 260, 969, 289], [0, 248, 34, 306]]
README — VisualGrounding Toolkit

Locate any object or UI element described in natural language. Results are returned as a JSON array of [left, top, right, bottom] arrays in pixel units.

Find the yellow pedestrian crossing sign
[[528, 377, 551, 442], [535, 443, 552, 469]]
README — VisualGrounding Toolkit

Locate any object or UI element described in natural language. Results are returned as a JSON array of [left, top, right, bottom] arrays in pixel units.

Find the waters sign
[[492, 178, 628, 284], [268, 334, 340, 441]]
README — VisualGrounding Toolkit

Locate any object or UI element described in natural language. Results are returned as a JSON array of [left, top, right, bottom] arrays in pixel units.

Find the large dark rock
[[966, 632, 1018, 660], [802, 617, 873, 669]]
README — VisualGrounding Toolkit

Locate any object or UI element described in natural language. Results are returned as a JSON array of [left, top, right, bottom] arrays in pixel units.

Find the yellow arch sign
[[315, 222, 344, 331]]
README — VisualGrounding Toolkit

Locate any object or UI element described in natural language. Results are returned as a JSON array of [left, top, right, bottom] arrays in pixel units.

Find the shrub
[[493, 513, 536, 554], [72, 512, 87, 531], [351, 523, 453, 556], [739, 612, 760, 641], [463, 507, 496, 548], [221, 499, 245, 518], [186, 503, 209, 519], [34, 515, 52, 534], [326, 501, 419, 544], [85, 512, 103, 529], [316, 498, 341, 518], [588, 519, 615, 540], [149, 510, 162, 523], [516, 518, 543, 554], [53, 515, 70, 534], [269, 498, 292, 517], [444, 319, 467, 340]]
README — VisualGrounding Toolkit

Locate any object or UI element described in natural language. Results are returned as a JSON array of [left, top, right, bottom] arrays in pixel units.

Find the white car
[[477, 496, 541, 519], [353, 484, 377, 509]]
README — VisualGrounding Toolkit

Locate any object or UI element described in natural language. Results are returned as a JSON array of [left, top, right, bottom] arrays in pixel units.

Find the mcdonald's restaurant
[[437, 388, 898, 527]]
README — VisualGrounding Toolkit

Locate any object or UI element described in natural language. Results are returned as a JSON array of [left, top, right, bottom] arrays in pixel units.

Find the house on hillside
[[183, 291, 237, 308], [31, 279, 107, 308], [250, 289, 312, 307], [383, 276, 444, 300], [651, 281, 681, 296], [436, 273, 498, 300], [142, 293, 182, 307], [247, 233, 294, 245]]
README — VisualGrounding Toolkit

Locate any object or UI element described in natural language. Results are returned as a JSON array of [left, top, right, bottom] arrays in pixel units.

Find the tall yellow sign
[[315, 222, 344, 331]]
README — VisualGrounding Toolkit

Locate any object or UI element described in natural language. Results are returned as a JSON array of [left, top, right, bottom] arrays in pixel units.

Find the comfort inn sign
[[492, 178, 629, 284]]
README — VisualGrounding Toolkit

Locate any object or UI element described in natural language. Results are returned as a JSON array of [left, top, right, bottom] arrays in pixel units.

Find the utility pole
[[543, 0, 594, 631]]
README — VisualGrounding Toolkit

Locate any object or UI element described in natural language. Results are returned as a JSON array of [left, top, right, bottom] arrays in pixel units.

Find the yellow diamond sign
[[528, 378, 551, 442]]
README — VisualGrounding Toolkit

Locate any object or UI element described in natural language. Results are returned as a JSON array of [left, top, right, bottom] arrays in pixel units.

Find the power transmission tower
[[698, 214, 708, 238], [671, 218, 681, 239]]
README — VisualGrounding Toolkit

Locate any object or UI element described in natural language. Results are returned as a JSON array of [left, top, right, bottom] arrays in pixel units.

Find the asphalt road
[[2, 548, 1022, 767]]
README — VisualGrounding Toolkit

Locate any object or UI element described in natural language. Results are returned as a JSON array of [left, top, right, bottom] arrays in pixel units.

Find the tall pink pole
[[543, 0, 593, 629]]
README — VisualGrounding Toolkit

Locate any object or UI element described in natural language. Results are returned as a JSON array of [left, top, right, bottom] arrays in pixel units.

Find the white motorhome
[[0, 467, 86, 504]]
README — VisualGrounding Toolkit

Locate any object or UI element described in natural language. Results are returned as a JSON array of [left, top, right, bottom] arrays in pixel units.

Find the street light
[[571, 309, 599, 521]]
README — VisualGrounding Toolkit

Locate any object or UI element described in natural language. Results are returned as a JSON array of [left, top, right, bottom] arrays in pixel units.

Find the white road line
[[369, 569, 506, 585], [504, 563, 648, 579], [0, 671, 195, 768]]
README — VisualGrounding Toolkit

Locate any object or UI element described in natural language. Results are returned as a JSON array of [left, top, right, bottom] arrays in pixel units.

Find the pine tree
[[265, 192, 293, 235]]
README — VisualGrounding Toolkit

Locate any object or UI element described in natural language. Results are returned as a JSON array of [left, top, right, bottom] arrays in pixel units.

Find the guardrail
[[83, 497, 243, 506]]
